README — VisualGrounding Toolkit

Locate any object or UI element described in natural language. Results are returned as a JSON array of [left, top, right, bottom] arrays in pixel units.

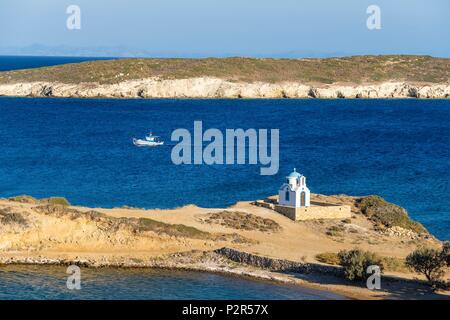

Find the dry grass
[[0, 208, 28, 227], [35, 205, 214, 240], [135, 217, 212, 239], [315, 251, 408, 272], [326, 225, 346, 237], [0, 55, 448, 85], [32, 204, 252, 243], [315, 252, 341, 265], [203, 210, 281, 233]]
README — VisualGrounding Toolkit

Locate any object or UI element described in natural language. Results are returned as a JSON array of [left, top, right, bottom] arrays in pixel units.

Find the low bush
[[41, 197, 70, 206], [338, 249, 383, 281], [356, 196, 427, 234], [326, 225, 345, 237]]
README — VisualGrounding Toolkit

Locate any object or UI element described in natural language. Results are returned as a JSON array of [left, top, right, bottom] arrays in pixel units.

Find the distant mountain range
[[0, 44, 364, 59]]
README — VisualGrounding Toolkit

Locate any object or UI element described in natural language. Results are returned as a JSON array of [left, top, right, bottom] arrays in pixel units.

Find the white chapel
[[278, 168, 311, 208]]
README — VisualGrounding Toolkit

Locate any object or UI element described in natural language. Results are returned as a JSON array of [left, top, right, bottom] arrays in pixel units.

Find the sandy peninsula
[[0, 194, 448, 300]]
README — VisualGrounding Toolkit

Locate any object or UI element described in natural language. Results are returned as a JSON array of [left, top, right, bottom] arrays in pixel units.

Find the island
[[0, 55, 449, 99]]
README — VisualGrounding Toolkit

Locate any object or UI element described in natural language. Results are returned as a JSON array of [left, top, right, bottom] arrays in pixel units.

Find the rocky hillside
[[0, 56, 449, 99], [0, 193, 438, 264]]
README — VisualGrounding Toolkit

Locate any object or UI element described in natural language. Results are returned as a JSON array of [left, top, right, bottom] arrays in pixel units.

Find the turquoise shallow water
[[0, 98, 449, 240], [0, 265, 344, 300]]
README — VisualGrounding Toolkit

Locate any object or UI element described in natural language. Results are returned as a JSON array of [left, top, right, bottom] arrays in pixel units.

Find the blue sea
[[0, 57, 449, 240], [0, 55, 111, 71], [0, 97, 449, 240], [0, 56, 449, 300], [0, 265, 343, 300]]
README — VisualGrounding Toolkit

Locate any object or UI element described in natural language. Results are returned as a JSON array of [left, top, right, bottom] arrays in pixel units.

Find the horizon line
[[1, 53, 449, 60]]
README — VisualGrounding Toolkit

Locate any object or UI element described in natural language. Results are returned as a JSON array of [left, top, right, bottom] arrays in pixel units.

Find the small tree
[[441, 242, 450, 266], [405, 247, 446, 287], [338, 249, 383, 281]]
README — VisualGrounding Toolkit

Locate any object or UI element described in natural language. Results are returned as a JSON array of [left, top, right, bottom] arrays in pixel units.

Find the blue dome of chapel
[[287, 168, 302, 178]]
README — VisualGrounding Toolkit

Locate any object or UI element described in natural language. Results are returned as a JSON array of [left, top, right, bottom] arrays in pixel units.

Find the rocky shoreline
[[0, 247, 342, 276], [1, 248, 446, 300], [0, 78, 449, 99], [0, 249, 356, 300], [0, 249, 330, 293]]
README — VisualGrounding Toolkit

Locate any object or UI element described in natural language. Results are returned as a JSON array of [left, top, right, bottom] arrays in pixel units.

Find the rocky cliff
[[0, 77, 449, 99]]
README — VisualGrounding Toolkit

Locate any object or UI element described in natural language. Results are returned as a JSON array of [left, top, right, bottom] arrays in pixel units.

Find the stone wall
[[215, 247, 343, 276], [273, 204, 297, 220], [274, 203, 351, 221], [253, 200, 275, 210]]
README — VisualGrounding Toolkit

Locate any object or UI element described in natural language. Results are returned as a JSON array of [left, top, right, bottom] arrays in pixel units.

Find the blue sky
[[0, 0, 449, 57]]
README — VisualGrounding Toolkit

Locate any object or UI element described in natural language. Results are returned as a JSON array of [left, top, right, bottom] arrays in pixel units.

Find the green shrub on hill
[[8, 195, 39, 204], [356, 195, 427, 234], [41, 197, 70, 206]]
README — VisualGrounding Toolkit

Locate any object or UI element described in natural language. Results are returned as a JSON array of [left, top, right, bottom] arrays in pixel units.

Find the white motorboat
[[133, 132, 164, 147]]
